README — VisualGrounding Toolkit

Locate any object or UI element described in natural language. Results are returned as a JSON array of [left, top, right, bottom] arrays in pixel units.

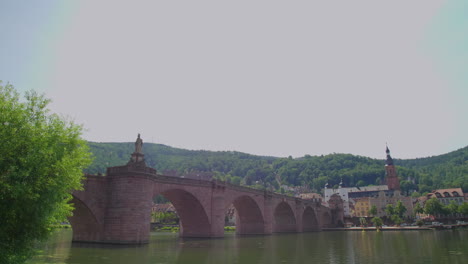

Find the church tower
[[385, 145, 400, 190]]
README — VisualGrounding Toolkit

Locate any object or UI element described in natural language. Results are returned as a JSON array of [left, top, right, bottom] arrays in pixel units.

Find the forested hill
[[85, 142, 468, 194]]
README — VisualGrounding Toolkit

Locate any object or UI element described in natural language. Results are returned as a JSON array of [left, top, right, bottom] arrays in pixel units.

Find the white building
[[324, 182, 388, 217]]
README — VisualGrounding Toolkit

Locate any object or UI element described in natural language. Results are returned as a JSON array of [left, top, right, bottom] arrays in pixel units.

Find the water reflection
[[28, 229, 468, 264]]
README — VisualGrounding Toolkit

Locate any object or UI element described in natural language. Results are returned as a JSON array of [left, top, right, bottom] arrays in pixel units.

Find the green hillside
[[85, 142, 468, 194]]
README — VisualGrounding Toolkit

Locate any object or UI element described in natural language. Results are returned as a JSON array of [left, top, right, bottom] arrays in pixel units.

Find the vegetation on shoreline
[[0, 82, 92, 264]]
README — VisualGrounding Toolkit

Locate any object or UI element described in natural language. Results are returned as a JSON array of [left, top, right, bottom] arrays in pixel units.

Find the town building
[[325, 183, 389, 217], [426, 188, 465, 205], [151, 203, 176, 214], [324, 146, 413, 218], [352, 197, 371, 217], [369, 190, 413, 218]]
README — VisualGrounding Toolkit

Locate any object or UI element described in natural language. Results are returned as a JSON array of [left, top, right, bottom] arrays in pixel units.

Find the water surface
[[28, 229, 468, 264]]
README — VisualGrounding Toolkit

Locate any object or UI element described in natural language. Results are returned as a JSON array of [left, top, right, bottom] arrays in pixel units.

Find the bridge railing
[[84, 171, 323, 205]]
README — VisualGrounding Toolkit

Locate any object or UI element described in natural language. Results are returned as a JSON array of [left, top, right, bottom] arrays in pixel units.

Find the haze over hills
[[86, 142, 468, 194]]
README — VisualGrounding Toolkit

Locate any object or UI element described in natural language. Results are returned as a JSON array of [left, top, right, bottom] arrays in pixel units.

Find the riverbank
[[323, 226, 432, 231], [323, 224, 468, 231]]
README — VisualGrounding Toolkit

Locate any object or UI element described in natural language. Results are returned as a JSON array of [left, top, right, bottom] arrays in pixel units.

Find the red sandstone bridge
[[70, 140, 344, 244]]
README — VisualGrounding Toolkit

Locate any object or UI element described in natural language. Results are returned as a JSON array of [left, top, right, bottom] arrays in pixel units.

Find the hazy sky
[[1, 0, 467, 159]]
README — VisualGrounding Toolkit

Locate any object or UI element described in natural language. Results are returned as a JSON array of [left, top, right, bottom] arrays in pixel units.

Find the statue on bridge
[[135, 133, 143, 154], [128, 133, 146, 166]]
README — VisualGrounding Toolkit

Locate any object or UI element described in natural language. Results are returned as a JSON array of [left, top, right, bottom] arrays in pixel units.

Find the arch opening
[[68, 196, 102, 242], [227, 195, 265, 235], [302, 206, 319, 232], [152, 189, 211, 238], [273, 201, 297, 233]]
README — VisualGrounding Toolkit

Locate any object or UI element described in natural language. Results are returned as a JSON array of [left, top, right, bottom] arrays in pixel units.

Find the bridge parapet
[[224, 181, 269, 196], [154, 174, 214, 188], [107, 164, 157, 175]]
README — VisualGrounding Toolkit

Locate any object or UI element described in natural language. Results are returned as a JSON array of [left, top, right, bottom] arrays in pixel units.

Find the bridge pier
[[210, 184, 226, 238], [263, 192, 273, 235], [295, 199, 304, 232], [102, 166, 154, 244]]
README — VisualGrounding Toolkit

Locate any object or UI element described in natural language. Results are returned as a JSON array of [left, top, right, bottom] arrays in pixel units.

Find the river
[[27, 229, 467, 264]]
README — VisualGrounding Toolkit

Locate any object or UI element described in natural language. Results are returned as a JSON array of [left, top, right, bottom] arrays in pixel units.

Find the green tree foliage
[[413, 202, 424, 215], [151, 212, 179, 224], [359, 217, 367, 227], [424, 197, 445, 216], [394, 200, 407, 218], [384, 201, 407, 225], [397, 147, 468, 192], [385, 204, 395, 216], [371, 217, 383, 229], [458, 202, 468, 215], [416, 219, 424, 227], [390, 215, 403, 226], [445, 201, 459, 215], [0, 82, 92, 264]]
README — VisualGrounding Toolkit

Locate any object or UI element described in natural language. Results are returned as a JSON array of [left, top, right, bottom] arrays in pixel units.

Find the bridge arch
[[228, 195, 265, 235], [302, 206, 319, 232], [273, 201, 297, 233], [68, 196, 102, 242], [155, 188, 211, 237]]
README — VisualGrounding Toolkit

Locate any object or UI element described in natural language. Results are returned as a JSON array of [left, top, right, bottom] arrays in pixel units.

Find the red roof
[[427, 188, 463, 198]]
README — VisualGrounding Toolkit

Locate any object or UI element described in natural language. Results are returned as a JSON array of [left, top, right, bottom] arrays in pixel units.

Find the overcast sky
[[1, 0, 467, 159]]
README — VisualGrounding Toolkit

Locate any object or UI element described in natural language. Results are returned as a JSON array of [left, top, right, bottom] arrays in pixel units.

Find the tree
[[385, 204, 395, 217], [413, 202, 424, 215], [445, 201, 459, 216], [391, 215, 403, 226], [459, 202, 468, 215], [356, 180, 366, 187], [359, 217, 367, 227], [384, 201, 407, 226], [394, 200, 407, 218], [399, 180, 416, 196], [371, 217, 383, 230], [368, 205, 378, 217], [0, 82, 92, 264], [424, 197, 445, 216], [416, 219, 424, 227]]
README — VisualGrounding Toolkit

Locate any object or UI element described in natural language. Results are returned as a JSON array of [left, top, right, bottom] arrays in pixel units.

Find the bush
[[224, 226, 236, 232], [416, 220, 424, 227], [371, 217, 383, 229], [0, 82, 91, 264]]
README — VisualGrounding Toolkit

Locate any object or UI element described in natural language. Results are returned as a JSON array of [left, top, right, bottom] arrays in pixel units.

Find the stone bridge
[[69, 143, 343, 244]]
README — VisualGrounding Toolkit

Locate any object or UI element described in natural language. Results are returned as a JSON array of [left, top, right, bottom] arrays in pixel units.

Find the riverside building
[[324, 146, 413, 218]]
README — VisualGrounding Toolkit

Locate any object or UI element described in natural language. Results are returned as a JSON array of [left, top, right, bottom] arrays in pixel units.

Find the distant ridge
[[86, 142, 468, 194]]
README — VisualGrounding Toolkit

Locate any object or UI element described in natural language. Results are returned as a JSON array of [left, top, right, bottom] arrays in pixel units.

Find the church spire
[[385, 144, 394, 166], [384, 144, 400, 190]]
